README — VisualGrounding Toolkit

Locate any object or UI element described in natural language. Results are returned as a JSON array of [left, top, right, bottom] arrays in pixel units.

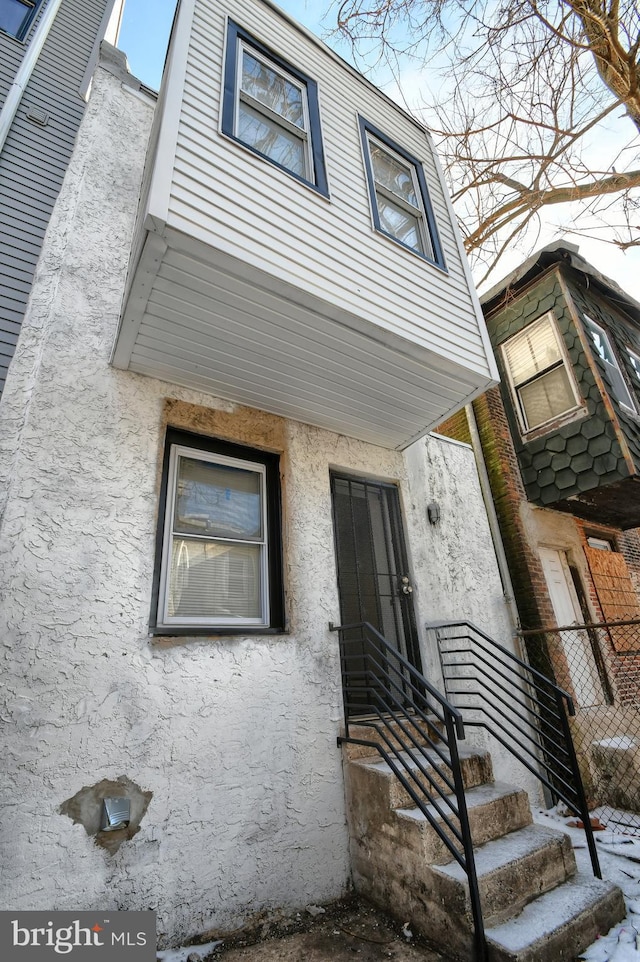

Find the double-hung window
[[0, 0, 42, 40], [583, 314, 637, 413], [222, 20, 328, 195], [502, 312, 581, 433], [153, 430, 284, 633], [359, 118, 443, 266]]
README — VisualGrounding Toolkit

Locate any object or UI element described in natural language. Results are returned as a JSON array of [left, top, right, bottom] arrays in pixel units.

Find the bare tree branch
[[328, 0, 640, 278]]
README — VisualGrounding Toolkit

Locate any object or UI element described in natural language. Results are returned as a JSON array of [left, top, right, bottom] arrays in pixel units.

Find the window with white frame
[[221, 20, 328, 195], [582, 314, 637, 413], [153, 431, 284, 633], [0, 0, 42, 39], [359, 117, 443, 265], [501, 312, 581, 433], [627, 347, 640, 389]]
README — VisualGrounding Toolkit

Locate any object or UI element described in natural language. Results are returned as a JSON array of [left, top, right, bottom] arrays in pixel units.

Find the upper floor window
[[501, 312, 581, 434], [582, 314, 637, 413], [221, 20, 328, 196], [359, 117, 443, 266], [152, 430, 284, 634], [627, 348, 640, 388], [0, 0, 42, 40]]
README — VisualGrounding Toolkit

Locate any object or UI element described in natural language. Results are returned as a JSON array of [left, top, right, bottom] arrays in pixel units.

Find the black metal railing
[[521, 620, 640, 836], [435, 621, 601, 878], [329, 620, 488, 962]]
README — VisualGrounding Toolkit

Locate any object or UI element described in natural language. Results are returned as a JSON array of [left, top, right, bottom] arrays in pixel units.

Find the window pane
[[584, 317, 636, 410], [174, 456, 263, 540], [519, 366, 576, 429], [0, 0, 32, 35], [370, 142, 419, 208], [376, 193, 425, 254], [504, 317, 562, 386], [238, 100, 305, 175], [241, 50, 305, 128], [168, 538, 262, 620], [584, 317, 613, 364]]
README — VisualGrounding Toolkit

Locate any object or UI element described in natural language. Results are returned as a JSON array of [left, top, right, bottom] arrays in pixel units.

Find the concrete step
[[341, 714, 443, 760], [395, 781, 533, 864], [432, 824, 576, 926], [350, 744, 493, 810], [485, 873, 626, 962]]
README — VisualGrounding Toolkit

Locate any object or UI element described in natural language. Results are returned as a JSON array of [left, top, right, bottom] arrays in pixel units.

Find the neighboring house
[[0, 2, 626, 958], [0, 0, 128, 395], [439, 243, 640, 828]]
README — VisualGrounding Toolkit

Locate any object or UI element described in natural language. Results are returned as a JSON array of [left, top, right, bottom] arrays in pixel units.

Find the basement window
[[152, 430, 284, 634], [501, 312, 582, 434], [583, 315, 637, 413], [0, 0, 42, 40], [221, 20, 328, 196]]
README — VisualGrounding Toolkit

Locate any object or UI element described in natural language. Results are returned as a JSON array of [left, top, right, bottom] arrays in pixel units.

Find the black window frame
[[150, 428, 285, 636], [0, 0, 43, 41], [358, 116, 445, 269], [221, 19, 329, 197]]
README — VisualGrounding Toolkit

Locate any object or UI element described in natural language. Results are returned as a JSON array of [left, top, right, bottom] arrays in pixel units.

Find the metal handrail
[[329, 620, 488, 962], [435, 620, 601, 878]]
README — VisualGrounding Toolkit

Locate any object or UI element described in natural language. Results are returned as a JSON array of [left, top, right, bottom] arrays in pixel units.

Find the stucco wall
[[0, 53, 521, 945]]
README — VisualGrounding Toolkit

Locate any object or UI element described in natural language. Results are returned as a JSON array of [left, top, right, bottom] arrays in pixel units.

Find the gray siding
[[0, 0, 111, 394]]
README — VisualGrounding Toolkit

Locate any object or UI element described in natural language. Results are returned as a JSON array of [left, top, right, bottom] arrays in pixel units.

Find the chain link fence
[[520, 621, 640, 836]]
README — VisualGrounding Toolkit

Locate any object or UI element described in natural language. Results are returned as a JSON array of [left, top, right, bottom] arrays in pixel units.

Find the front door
[[539, 546, 605, 707], [331, 473, 422, 713]]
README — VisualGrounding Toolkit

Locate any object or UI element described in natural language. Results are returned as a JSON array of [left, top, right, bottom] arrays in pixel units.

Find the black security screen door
[[331, 473, 422, 714]]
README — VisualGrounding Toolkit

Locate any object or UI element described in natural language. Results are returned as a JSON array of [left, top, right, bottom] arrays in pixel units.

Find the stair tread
[[433, 823, 571, 882], [485, 873, 621, 952], [352, 744, 487, 774], [396, 780, 525, 823]]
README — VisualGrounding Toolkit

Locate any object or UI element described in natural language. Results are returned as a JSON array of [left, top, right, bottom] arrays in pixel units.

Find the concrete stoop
[[343, 737, 625, 961]]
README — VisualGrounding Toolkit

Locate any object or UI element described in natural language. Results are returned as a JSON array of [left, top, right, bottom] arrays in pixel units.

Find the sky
[[116, 0, 640, 299]]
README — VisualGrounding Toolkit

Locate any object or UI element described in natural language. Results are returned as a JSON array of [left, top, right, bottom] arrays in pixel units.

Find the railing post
[[554, 690, 602, 879], [329, 621, 350, 739], [445, 711, 487, 962]]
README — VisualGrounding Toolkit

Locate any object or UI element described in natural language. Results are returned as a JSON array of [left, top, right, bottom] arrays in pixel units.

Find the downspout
[[465, 402, 521, 636], [0, 0, 64, 155]]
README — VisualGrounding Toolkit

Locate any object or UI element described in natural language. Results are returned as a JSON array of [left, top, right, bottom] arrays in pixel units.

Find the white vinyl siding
[[583, 314, 637, 413], [502, 312, 581, 433], [116, 0, 499, 448], [157, 0, 489, 374]]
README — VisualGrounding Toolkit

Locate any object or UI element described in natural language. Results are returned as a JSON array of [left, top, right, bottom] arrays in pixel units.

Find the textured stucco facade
[[0, 53, 522, 946]]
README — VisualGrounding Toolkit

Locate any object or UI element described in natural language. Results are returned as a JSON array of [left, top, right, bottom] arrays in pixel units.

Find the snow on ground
[[535, 808, 640, 961], [157, 810, 640, 961], [157, 940, 223, 962]]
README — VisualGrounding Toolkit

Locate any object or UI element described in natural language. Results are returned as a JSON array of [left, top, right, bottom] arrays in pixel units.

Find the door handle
[[400, 576, 413, 595]]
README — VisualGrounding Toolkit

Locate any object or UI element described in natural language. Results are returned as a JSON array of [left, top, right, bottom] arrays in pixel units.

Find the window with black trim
[[152, 430, 284, 634], [501, 311, 581, 433], [359, 117, 443, 266], [0, 0, 42, 40], [221, 20, 328, 196], [583, 314, 637, 413]]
